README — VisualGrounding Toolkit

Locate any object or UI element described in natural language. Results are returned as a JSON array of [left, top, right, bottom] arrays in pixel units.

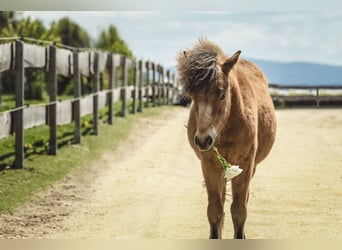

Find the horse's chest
[[223, 118, 256, 144]]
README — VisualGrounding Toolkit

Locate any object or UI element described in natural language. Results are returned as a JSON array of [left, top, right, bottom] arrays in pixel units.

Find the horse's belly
[[256, 104, 277, 163]]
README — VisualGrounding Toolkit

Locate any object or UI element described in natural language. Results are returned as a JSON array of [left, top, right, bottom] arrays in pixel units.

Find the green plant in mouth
[[211, 146, 243, 181]]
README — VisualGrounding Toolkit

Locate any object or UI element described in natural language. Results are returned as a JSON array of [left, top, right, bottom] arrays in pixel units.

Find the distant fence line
[[269, 83, 342, 108], [0, 38, 179, 169]]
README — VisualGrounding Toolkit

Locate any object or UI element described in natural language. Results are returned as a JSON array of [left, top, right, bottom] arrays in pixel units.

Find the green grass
[[0, 103, 174, 213], [0, 95, 16, 112]]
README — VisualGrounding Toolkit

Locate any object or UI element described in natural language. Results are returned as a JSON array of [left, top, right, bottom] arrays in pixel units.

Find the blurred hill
[[170, 59, 342, 86], [251, 59, 342, 86]]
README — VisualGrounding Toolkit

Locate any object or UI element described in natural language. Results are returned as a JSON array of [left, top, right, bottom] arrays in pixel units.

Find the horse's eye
[[220, 93, 226, 100]]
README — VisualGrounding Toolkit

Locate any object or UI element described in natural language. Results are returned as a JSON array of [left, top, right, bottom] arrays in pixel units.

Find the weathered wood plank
[[171, 73, 178, 104], [23, 106, 46, 129], [56, 47, 73, 76], [23, 42, 46, 68], [113, 88, 121, 103], [98, 51, 108, 72], [80, 95, 93, 117], [0, 42, 13, 73], [98, 91, 107, 110], [112, 54, 122, 66], [57, 100, 72, 125], [78, 51, 91, 76], [0, 112, 11, 139]]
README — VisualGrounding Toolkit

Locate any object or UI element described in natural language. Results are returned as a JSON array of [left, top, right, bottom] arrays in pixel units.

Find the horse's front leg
[[230, 160, 254, 239], [201, 157, 227, 239]]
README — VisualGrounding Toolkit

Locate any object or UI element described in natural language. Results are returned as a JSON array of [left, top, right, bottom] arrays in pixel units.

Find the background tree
[[0, 11, 19, 32], [96, 25, 132, 58], [96, 25, 134, 88], [52, 17, 90, 48]]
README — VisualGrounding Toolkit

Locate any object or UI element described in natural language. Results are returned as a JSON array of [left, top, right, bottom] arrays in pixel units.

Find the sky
[[21, 11, 342, 68]]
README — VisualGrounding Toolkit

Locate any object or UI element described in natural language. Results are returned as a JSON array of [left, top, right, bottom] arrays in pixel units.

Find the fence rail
[[269, 83, 342, 107], [0, 38, 179, 168]]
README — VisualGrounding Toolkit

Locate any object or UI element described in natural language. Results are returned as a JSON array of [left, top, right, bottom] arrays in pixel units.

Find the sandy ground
[[0, 107, 341, 239]]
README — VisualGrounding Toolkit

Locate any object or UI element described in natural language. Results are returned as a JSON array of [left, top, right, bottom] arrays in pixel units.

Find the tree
[[0, 15, 59, 42], [96, 25, 133, 57], [0, 11, 19, 31], [52, 17, 90, 48], [95, 25, 134, 88]]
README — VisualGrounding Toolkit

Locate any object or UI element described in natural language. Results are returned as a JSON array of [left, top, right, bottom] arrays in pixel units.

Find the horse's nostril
[[206, 135, 213, 146], [194, 135, 200, 146]]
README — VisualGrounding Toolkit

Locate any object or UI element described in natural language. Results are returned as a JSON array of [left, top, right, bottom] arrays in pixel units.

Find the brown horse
[[176, 39, 277, 239]]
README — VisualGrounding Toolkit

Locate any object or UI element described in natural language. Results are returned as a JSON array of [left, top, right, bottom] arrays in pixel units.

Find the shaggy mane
[[176, 39, 227, 95]]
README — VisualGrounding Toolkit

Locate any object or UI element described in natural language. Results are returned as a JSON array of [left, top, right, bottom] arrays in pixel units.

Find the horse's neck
[[229, 78, 245, 116]]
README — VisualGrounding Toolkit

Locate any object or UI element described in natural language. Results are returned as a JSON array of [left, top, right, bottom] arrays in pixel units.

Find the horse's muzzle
[[194, 133, 215, 152]]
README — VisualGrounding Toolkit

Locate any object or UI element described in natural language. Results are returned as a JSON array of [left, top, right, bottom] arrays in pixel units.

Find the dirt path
[[0, 107, 341, 239]]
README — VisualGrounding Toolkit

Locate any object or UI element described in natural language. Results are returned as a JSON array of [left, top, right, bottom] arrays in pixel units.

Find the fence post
[[316, 87, 320, 108], [157, 64, 160, 106], [145, 61, 150, 108], [158, 65, 163, 106], [138, 60, 143, 112], [121, 56, 128, 117], [132, 60, 138, 114], [151, 62, 156, 107], [108, 54, 116, 124], [0, 74, 2, 104], [14, 40, 24, 168], [93, 52, 99, 135], [73, 50, 81, 143], [166, 70, 170, 105], [162, 66, 166, 105], [48, 45, 57, 155], [172, 73, 177, 104]]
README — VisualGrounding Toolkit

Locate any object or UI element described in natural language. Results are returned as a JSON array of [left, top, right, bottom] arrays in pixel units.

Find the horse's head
[[177, 40, 241, 151]]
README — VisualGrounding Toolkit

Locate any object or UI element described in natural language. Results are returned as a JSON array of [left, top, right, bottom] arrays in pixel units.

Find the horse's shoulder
[[234, 59, 268, 89], [237, 59, 263, 74]]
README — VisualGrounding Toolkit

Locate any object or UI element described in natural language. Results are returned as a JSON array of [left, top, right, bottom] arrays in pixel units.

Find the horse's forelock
[[178, 47, 220, 95]]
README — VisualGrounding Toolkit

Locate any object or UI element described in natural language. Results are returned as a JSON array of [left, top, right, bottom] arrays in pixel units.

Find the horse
[[176, 39, 277, 239]]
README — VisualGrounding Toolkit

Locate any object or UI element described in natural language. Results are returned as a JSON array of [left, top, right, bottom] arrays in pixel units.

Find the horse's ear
[[222, 50, 241, 75], [183, 50, 189, 59]]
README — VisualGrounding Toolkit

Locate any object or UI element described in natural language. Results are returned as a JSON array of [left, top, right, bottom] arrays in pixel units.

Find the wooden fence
[[0, 38, 179, 169], [269, 84, 342, 107]]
